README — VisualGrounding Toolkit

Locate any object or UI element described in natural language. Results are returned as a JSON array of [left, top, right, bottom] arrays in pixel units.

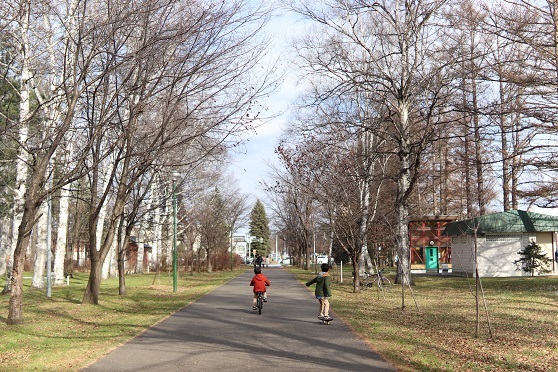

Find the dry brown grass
[[293, 268, 558, 371]]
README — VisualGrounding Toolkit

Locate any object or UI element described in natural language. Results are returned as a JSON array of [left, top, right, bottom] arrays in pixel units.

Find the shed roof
[[443, 210, 558, 236]]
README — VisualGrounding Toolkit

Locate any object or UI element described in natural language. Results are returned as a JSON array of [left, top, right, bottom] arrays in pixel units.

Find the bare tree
[[265, 162, 315, 269], [1, 0, 276, 321], [220, 180, 250, 270], [78, 0, 275, 305], [287, 0, 458, 310], [2, 0, 112, 324], [272, 91, 391, 291], [485, 0, 558, 208]]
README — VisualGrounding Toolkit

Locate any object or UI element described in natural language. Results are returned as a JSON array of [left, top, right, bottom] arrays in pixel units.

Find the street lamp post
[[172, 176, 178, 292]]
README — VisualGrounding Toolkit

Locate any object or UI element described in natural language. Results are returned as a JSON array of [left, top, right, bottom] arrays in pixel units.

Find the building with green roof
[[443, 210, 558, 277]]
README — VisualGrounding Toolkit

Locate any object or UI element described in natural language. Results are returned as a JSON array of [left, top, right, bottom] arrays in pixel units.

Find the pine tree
[[248, 200, 270, 256], [513, 241, 552, 277]]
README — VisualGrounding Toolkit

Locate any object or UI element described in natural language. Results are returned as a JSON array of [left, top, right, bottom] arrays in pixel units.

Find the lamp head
[[171, 171, 181, 182]]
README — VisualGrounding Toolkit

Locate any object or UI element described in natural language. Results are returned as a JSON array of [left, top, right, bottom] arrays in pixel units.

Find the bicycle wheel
[[379, 277, 391, 291], [360, 274, 373, 288], [257, 293, 263, 314]]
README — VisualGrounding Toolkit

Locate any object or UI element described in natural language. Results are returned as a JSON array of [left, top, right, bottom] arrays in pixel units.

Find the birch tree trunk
[[99, 231, 113, 280], [31, 202, 48, 289], [395, 100, 413, 291], [152, 178, 163, 270], [53, 0, 80, 286], [96, 161, 115, 280], [357, 141, 371, 277], [152, 193, 163, 271], [4, 3, 31, 294], [0, 219, 8, 276], [9, 99, 83, 323], [54, 185, 70, 285], [101, 235, 116, 279], [136, 225, 145, 273], [5, 0, 98, 323]]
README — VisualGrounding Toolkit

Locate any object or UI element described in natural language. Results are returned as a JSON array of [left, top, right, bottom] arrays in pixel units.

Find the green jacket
[[305, 272, 331, 297]]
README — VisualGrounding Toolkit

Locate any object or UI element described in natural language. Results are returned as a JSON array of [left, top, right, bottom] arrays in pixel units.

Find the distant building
[[232, 235, 248, 262], [443, 210, 558, 277], [408, 215, 458, 273]]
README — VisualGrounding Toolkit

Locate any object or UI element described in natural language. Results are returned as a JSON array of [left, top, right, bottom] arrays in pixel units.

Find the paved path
[[83, 267, 395, 371]]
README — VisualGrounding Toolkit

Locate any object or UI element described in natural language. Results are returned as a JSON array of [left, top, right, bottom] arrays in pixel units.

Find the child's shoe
[[318, 315, 325, 320], [252, 306, 257, 310], [263, 297, 267, 302]]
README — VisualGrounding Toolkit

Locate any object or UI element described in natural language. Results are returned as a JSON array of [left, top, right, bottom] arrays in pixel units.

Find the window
[[485, 234, 521, 242]]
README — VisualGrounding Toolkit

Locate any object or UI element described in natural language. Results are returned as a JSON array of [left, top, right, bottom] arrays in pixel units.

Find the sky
[[225, 7, 310, 236], [230, 77, 301, 201], [229, 9, 306, 205], [228, 3, 558, 230]]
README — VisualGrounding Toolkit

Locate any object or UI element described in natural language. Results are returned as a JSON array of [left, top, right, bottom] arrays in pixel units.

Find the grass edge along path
[[289, 267, 558, 372], [0, 269, 248, 371]]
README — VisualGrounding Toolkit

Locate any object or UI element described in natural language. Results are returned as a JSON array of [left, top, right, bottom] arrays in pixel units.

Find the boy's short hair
[[254, 266, 261, 274], [321, 263, 329, 272]]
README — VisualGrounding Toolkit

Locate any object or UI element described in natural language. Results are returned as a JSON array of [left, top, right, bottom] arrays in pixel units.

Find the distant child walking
[[306, 263, 332, 321], [250, 266, 270, 310]]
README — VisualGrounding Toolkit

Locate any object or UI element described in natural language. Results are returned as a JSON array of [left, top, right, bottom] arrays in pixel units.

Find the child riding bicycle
[[250, 266, 270, 310]]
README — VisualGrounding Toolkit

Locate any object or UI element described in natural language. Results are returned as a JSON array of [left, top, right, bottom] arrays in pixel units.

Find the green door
[[425, 246, 439, 272]]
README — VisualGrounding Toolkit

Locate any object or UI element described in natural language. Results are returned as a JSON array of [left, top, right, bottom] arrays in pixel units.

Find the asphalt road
[[83, 266, 396, 371]]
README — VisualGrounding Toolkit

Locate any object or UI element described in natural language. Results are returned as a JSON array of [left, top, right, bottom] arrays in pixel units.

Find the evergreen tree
[[513, 241, 552, 277], [248, 199, 270, 256]]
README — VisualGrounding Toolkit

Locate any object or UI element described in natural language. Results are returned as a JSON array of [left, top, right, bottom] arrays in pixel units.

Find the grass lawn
[[292, 267, 558, 371], [0, 269, 247, 370]]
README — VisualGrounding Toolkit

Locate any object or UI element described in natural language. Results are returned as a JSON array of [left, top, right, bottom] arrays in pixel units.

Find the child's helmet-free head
[[254, 266, 261, 274], [321, 263, 329, 272]]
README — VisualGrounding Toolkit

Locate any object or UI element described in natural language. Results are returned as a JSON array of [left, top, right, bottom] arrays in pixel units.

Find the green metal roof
[[442, 210, 558, 236]]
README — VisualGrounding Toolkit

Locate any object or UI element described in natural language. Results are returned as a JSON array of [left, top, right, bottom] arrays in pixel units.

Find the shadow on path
[[83, 267, 395, 371]]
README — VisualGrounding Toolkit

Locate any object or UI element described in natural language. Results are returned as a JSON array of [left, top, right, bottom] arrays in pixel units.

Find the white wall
[[451, 233, 555, 277], [477, 235, 525, 277], [532, 232, 556, 274], [450, 235, 475, 275]]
